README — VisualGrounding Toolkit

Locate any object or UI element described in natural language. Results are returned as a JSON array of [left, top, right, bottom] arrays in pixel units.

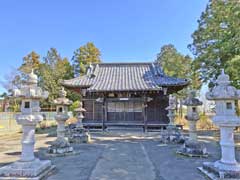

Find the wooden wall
[[83, 94, 169, 124], [146, 96, 169, 124]]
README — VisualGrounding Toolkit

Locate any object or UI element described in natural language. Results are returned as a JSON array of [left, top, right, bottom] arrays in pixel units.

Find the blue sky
[[0, 0, 208, 93]]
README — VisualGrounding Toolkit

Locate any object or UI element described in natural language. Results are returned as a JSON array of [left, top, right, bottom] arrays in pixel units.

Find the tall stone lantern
[[48, 87, 74, 154], [0, 70, 54, 179], [177, 91, 208, 157], [166, 95, 176, 126], [199, 70, 240, 179], [160, 95, 184, 144], [68, 102, 90, 143]]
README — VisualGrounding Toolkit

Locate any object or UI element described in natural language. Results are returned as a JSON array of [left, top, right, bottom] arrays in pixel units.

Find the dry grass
[[175, 114, 217, 130]]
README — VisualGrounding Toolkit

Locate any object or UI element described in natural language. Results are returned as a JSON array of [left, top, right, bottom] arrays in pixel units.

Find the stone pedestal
[[69, 127, 90, 144], [199, 70, 240, 179], [159, 125, 185, 144], [0, 70, 54, 179], [177, 91, 207, 157]]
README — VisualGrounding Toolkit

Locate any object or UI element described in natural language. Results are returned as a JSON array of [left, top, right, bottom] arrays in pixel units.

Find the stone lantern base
[[0, 158, 55, 180], [176, 140, 208, 157], [68, 127, 91, 144], [198, 161, 240, 180], [48, 137, 74, 155], [159, 125, 185, 144]]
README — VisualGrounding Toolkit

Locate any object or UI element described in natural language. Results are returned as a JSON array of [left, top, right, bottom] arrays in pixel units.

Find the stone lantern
[[160, 95, 184, 144], [177, 91, 208, 157], [0, 70, 54, 179], [199, 70, 240, 179], [48, 87, 74, 154], [68, 102, 90, 143], [166, 95, 176, 126]]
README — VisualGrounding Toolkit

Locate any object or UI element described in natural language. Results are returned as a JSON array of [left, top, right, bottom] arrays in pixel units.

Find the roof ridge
[[91, 62, 157, 66]]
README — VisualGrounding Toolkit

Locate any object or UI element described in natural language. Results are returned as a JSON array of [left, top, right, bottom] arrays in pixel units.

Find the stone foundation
[[159, 125, 185, 144], [48, 137, 73, 155], [198, 161, 240, 179], [176, 140, 208, 157], [0, 159, 55, 180], [68, 127, 91, 144]]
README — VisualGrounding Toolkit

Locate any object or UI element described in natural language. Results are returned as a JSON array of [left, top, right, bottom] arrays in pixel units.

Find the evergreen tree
[[72, 42, 101, 76], [19, 51, 40, 74], [188, 0, 240, 86], [39, 48, 77, 106], [156, 44, 201, 89], [156, 44, 201, 117]]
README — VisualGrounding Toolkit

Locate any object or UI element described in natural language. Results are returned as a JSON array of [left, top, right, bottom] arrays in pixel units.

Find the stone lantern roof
[[53, 87, 73, 105], [74, 102, 86, 113], [206, 70, 240, 100], [183, 91, 202, 106], [13, 70, 49, 100]]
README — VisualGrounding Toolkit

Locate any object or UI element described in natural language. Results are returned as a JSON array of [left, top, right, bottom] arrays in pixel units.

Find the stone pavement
[[1, 130, 239, 180]]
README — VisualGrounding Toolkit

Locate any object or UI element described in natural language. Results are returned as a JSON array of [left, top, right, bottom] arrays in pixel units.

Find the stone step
[[106, 126, 144, 132]]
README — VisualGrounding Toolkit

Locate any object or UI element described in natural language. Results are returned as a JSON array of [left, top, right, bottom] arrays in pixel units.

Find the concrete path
[[89, 140, 156, 180]]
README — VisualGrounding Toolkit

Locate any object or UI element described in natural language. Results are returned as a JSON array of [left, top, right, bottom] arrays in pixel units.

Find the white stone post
[[199, 70, 240, 178], [188, 121, 197, 141], [0, 70, 53, 179], [219, 126, 236, 165], [21, 124, 36, 162]]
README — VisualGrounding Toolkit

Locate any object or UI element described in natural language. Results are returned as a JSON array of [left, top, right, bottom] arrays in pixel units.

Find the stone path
[[89, 140, 156, 180]]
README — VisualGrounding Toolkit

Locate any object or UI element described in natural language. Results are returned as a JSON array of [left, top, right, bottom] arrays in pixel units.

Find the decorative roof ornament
[[27, 69, 38, 85], [74, 101, 86, 113], [206, 69, 240, 100], [53, 87, 72, 105], [59, 87, 67, 98]]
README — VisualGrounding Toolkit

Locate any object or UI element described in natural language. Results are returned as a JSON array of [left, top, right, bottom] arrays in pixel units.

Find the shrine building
[[62, 62, 189, 130]]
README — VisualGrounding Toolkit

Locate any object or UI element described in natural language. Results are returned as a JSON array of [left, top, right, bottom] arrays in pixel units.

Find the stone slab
[[41, 150, 81, 158], [176, 149, 209, 158], [198, 162, 240, 180], [0, 159, 55, 180]]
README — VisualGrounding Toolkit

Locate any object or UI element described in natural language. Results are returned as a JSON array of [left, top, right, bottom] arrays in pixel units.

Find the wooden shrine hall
[[62, 62, 189, 130]]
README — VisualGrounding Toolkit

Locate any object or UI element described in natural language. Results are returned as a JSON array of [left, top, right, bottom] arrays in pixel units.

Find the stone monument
[[160, 95, 184, 144], [177, 91, 208, 157], [68, 102, 90, 143], [0, 70, 54, 179], [199, 70, 240, 179], [48, 87, 74, 155]]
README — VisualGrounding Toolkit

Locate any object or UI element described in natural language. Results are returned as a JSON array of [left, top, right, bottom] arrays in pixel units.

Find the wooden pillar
[[143, 98, 147, 133], [102, 98, 108, 131]]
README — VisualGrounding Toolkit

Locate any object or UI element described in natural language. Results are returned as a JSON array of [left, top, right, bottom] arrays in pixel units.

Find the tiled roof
[[62, 63, 189, 92]]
